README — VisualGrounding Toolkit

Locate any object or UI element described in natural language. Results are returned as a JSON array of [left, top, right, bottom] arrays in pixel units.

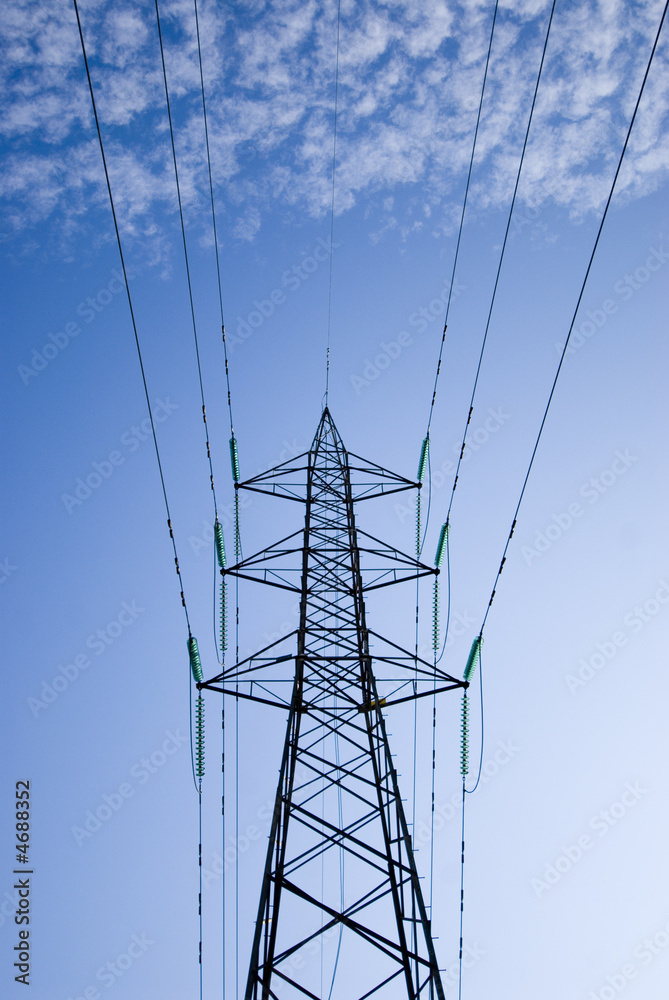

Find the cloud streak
[[0, 0, 667, 253]]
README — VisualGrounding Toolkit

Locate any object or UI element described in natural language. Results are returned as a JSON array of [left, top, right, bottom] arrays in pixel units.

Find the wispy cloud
[[0, 0, 667, 255]]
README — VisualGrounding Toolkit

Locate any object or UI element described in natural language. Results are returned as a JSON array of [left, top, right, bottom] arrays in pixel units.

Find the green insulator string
[[432, 520, 448, 653], [196, 695, 205, 779], [434, 520, 449, 568], [464, 635, 482, 684], [415, 435, 429, 558], [461, 635, 482, 777], [229, 436, 240, 483], [460, 693, 469, 777], [215, 519, 226, 568], [189, 636, 203, 684], [417, 436, 430, 483], [215, 517, 228, 658], [415, 490, 422, 559], [220, 578, 228, 655]]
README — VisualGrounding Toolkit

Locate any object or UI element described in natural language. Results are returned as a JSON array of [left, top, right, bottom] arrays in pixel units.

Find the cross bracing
[[201, 408, 466, 999]]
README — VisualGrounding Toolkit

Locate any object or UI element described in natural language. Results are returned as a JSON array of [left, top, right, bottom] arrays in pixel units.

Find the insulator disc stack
[[234, 491, 241, 561], [432, 577, 439, 651], [414, 436, 430, 557], [434, 521, 449, 569], [417, 436, 430, 482], [196, 695, 205, 779], [464, 635, 482, 683], [188, 636, 203, 684], [229, 436, 240, 483], [220, 578, 227, 654], [214, 519, 226, 569], [415, 491, 422, 558], [460, 693, 469, 776]]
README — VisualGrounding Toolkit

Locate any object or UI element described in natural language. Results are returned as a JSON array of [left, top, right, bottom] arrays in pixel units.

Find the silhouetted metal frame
[[201, 410, 465, 999]]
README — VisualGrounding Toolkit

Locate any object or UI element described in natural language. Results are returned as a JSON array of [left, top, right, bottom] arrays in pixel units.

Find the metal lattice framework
[[201, 409, 465, 999]]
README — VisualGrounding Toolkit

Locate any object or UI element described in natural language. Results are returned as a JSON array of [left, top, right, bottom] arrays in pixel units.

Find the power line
[[443, 0, 557, 530], [411, 8, 500, 947], [324, 0, 342, 409], [478, 0, 668, 636], [186, 18, 242, 993], [75, 9, 210, 997], [416, 0, 500, 577], [431, 0, 557, 669], [154, 0, 221, 517], [192, 0, 237, 445], [72, 0, 192, 636], [424, 0, 500, 439]]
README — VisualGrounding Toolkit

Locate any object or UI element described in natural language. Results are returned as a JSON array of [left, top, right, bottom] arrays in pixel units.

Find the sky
[[1, 0, 668, 997]]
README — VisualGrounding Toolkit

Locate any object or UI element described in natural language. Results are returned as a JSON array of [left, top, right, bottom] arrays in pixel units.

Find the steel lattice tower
[[201, 409, 466, 999]]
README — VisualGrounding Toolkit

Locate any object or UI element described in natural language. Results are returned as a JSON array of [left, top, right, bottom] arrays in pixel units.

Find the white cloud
[[232, 207, 261, 242], [0, 0, 667, 255]]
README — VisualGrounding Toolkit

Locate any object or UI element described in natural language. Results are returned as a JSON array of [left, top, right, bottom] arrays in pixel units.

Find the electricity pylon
[[201, 408, 465, 999]]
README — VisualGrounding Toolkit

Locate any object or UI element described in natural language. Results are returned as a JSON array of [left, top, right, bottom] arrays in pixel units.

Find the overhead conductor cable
[[434, 0, 557, 668], [456, 9, 668, 1000], [72, 0, 195, 645], [478, 0, 668, 638]]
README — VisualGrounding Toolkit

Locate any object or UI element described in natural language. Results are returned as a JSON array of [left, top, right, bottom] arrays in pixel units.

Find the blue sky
[[1, 0, 668, 998]]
